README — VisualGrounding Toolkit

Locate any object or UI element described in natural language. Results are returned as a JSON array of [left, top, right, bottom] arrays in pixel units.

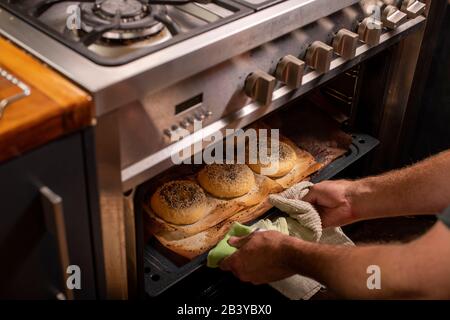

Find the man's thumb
[[302, 191, 316, 204], [228, 235, 249, 248]]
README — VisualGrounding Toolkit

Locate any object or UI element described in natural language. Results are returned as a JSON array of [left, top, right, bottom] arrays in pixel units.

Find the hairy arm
[[286, 222, 450, 299], [222, 222, 450, 299], [350, 150, 450, 219], [304, 150, 450, 226]]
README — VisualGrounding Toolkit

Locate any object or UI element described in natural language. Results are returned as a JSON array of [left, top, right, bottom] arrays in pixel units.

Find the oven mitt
[[207, 220, 290, 268], [252, 217, 289, 235], [269, 181, 323, 241], [207, 222, 252, 268], [267, 181, 354, 299], [208, 181, 354, 299]]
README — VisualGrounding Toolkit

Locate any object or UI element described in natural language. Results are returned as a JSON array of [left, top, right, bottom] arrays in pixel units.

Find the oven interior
[[131, 47, 435, 300]]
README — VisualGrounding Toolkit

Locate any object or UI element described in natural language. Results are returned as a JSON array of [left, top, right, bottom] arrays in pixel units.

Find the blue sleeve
[[437, 206, 450, 228]]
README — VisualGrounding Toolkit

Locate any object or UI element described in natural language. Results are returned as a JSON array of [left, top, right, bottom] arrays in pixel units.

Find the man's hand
[[219, 230, 296, 284], [303, 180, 357, 227]]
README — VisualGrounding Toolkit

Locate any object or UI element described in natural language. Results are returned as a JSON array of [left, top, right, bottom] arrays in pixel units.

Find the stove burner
[[11, 0, 242, 65], [77, 1, 180, 46], [96, 0, 148, 20]]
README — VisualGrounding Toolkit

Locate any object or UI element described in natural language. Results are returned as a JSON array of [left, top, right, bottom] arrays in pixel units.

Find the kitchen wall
[[411, 3, 450, 161]]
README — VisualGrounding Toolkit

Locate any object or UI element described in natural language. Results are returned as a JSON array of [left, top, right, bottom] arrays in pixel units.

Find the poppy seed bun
[[151, 180, 208, 225], [198, 164, 256, 198], [247, 141, 297, 178]]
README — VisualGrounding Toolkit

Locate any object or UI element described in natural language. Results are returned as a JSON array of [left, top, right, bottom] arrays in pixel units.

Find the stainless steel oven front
[[0, 0, 442, 299]]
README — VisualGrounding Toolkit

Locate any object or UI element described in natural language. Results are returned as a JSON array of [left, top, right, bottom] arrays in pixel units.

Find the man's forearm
[[282, 222, 450, 299], [283, 237, 406, 299], [348, 150, 450, 220]]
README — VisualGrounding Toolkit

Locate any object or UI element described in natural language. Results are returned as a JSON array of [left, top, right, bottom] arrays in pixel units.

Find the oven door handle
[[40, 186, 74, 300]]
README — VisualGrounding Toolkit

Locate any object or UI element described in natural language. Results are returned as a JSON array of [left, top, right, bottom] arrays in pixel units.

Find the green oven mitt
[[207, 222, 252, 268]]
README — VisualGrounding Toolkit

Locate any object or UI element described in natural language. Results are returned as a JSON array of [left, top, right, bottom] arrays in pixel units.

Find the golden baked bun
[[150, 180, 207, 225], [247, 141, 297, 178], [198, 164, 256, 198]]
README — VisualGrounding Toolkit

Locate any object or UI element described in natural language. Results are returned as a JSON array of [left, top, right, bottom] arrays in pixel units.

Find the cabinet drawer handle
[[40, 186, 74, 300], [0, 67, 31, 119]]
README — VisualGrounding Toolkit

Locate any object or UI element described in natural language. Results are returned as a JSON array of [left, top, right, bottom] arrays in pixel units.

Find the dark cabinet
[[0, 130, 102, 299]]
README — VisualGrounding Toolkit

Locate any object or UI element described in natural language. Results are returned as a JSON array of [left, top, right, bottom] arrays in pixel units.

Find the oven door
[[131, 83, 380, 298]]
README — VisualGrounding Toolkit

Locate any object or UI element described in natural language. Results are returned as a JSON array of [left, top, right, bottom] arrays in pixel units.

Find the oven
[[0, 0, 445, 299]]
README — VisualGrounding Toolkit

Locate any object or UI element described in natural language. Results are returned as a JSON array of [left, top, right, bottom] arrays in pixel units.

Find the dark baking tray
[[139, 133, 379, 297]]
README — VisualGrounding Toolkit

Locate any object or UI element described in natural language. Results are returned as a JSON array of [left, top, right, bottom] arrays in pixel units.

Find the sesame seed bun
[[150, 180, 208, 225], [197, 164, 256, 198], [247, 141, 297, 178]]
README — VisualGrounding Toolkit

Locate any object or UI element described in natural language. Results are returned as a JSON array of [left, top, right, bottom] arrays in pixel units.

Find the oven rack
[[140, 133, 379, 297]]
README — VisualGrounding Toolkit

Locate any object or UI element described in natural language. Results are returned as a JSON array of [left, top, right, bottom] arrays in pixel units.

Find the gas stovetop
[[0, 0, 366, 116], [0, 0, 283, 65]]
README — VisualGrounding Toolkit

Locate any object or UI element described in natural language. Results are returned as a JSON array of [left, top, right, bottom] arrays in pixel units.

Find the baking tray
[[140, 133, 379, 297]]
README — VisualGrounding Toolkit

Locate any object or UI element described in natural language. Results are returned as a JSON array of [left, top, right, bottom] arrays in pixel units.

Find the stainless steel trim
[[0, 67, 31, 119], [195, 3, 234, 18], [0, 0, 360, 116], [177, 3, 221, 22], [121, 15, 426, 190], [40, 186, 74, 301]]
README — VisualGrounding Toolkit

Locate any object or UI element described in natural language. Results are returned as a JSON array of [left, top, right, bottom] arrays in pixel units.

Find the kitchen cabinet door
[[0, 130, 101, 299]]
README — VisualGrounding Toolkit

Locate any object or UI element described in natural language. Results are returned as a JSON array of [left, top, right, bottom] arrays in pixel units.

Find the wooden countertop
[[0, 37, 94, 163]]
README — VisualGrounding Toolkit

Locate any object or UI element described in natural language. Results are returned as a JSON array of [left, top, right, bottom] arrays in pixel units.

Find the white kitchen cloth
[[252, 181, 354, 300]]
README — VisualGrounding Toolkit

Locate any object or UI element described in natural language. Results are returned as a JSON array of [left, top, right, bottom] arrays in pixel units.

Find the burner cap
[[79, 2, 169, 44], [96, 0, 148, 19]]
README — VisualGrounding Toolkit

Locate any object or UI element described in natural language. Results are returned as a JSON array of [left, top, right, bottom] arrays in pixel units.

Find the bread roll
[[247, 141, 297, 178], [150, 180, 207, 225], [155, 199, 273, 259], [198, 164, 256, 198]]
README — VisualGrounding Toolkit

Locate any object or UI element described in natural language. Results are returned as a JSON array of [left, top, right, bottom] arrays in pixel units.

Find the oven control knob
[[358, 17, 383, 46], [244, 70, 276, 105], [305, 41, 334, 74], [180, 120, 190, 129], [195, 112, 205, 121], [163, 129, 172, 138], [382, 5, 407, 29], [332, 29, 359, 60], [275, 55, 305, 89], [187, 116, 194, 124], [198, 109, 212, 119], [401, 0, 426, 18]]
